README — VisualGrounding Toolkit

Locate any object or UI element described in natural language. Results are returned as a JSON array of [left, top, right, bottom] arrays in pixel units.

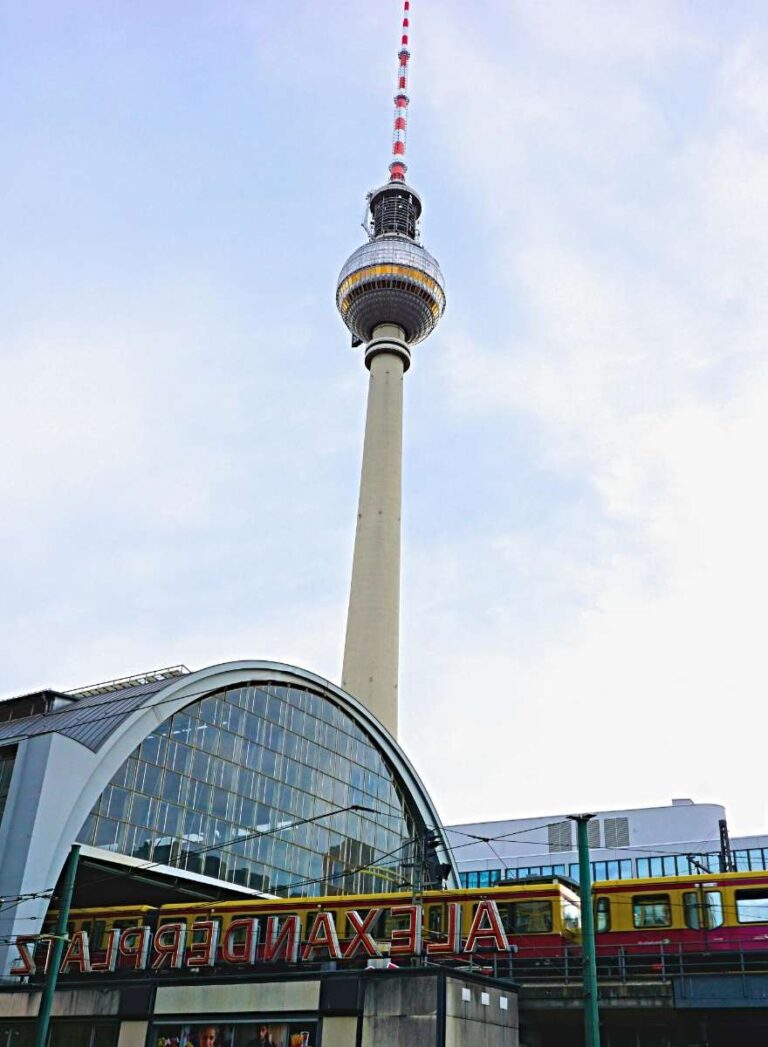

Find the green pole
[[570, 816, 600, 1047], [34, 844, 80, 1047]]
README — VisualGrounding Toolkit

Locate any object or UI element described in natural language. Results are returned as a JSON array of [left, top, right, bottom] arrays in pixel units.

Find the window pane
[[596, 897, 610, 933], [504, 901, 553, 934], [736, 889, 768, 923], [633, 894, 672, 928], [683, 892, 700, 929], [706, 891, 724, 929]]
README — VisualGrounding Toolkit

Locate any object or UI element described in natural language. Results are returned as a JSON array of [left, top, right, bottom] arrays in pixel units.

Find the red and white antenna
[[389, 0, 411, 183]]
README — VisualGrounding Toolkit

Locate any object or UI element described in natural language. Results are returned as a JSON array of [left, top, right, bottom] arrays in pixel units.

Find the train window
[[501, 901, 553, 934], [91, 921, 106, 951], [427, 905, 443, 935], [705, 891, 724, 929], [683, 893, 701, 929], [683, 892, 723, 930], [595, 897, 610, 933], [562, 902, 580, 933], [632, 894, 671, 928], [735, 889, 768, 923]]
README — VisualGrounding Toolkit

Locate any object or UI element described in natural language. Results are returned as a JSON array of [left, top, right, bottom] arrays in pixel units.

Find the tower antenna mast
[[389, 0, 411, 184], [336, 0, 445, 737]]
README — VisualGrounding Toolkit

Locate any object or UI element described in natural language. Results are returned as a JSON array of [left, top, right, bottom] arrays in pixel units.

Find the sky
[[2, 1, 768, 836]]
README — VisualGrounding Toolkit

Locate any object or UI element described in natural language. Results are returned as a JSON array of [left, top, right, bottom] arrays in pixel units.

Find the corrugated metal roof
[[0, 677, 172, 753]]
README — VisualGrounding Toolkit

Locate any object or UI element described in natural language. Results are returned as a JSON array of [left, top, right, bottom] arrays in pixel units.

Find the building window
[[569, 859, 632, 882]]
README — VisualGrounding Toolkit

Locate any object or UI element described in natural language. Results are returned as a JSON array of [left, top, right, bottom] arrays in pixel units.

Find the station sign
[[11, 900, 514, 976]]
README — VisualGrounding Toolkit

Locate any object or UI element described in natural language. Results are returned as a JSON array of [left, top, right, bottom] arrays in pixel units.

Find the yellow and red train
[[23, 870, 768, 979]]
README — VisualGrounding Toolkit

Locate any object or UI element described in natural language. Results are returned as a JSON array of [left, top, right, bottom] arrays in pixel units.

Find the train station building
[[0, 661, 457, 979]]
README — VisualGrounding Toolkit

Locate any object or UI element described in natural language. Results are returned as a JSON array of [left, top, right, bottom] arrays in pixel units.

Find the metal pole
[[34, 844, 80, 1047], [570, 815, 600, 1047]]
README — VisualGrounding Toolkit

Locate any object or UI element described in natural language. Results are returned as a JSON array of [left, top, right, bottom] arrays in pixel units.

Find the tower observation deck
[[336, 0, 445, 737]]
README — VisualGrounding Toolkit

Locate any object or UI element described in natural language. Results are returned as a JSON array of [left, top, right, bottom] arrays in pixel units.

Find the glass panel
[[75, 683, 423, 896], [734, 850, 750, 872], [706, 890, 724, 929], [595, 897, 610, 932], [683, 892, 700, 929], [633, 894, 672, 928], [504, 901, 553, 934], [736, 889, 768, 923]]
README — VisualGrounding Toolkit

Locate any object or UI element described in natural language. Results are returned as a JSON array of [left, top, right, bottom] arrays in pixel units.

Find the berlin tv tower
[[336, 0, 446, 737]]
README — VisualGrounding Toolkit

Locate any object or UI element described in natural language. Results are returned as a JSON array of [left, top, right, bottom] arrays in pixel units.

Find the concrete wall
[[117, 1022, 148, 1047], [321, 1016, 357, 1047], [154, 980, 321, 1016], [0, 988, 121, 1019], [445, 979, 518, 1047], [361, 973, 438, 1046]]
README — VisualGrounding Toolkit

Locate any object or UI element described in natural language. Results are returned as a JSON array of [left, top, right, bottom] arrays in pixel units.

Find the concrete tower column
[[342, 322, 409, 737]]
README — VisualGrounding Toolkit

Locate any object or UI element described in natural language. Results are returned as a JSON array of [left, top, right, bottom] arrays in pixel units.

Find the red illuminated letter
[[221, 918, 260, 965], [118, 926, 152, 969], [151, 923, 187, 970], [426, 903, 463, 955], [10, 937, 37, 977], [464, 900, 510, 953], [264, 915, 301, 963], [90, 929, 121, 972], [343, 909, 383, 959], [59, 930, 92, 974], [389, 905, 422, 957], [186, 920, 219, 968], [303, 912, 341, 961]]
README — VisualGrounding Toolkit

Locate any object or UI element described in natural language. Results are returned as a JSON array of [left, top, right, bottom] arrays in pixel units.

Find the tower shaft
[[342, 324, 408, 737]]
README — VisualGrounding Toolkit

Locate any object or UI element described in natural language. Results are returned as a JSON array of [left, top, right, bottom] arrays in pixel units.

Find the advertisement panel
[[151, 1022, 316, 1047]]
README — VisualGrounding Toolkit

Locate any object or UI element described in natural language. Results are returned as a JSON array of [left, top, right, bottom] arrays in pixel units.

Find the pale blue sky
[[2, 1, 768, 834]]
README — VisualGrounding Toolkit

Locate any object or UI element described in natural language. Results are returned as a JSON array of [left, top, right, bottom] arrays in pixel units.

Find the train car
[[592, 870, 768, 971]]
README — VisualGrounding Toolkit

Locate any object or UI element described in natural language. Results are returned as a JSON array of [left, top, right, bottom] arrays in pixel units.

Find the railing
[[488, 945, 768, 985]]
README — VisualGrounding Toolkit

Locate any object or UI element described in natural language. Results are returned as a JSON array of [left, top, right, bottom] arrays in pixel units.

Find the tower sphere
[[336, 182, 446, 347]]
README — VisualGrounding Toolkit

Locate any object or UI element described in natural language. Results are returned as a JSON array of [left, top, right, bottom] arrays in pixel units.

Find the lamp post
[[34, 844, 80, 1047], [569, 815, 600, 1047]]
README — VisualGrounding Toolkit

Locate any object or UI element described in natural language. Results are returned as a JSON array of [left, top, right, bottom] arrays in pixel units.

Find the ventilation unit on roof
[[548, 821, 573, 852], [603, 817, 630, 848], [66, 665, 190, 698]]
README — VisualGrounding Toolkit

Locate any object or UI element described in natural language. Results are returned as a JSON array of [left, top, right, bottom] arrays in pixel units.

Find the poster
[[152, 1022, 316, 1047]]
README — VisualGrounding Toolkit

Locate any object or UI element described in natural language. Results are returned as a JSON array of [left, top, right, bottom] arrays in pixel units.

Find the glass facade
[[77, 682, 420, 896], [459, 859, 634, 888], [635, 853, 721, 878], [459, 849, 766, 886]]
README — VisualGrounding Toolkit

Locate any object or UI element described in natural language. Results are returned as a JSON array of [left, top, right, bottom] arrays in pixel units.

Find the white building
[[448, 800, 768, 887]]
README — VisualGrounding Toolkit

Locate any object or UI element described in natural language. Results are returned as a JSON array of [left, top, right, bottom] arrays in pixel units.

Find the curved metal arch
[[51, 660, 459, 892]]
